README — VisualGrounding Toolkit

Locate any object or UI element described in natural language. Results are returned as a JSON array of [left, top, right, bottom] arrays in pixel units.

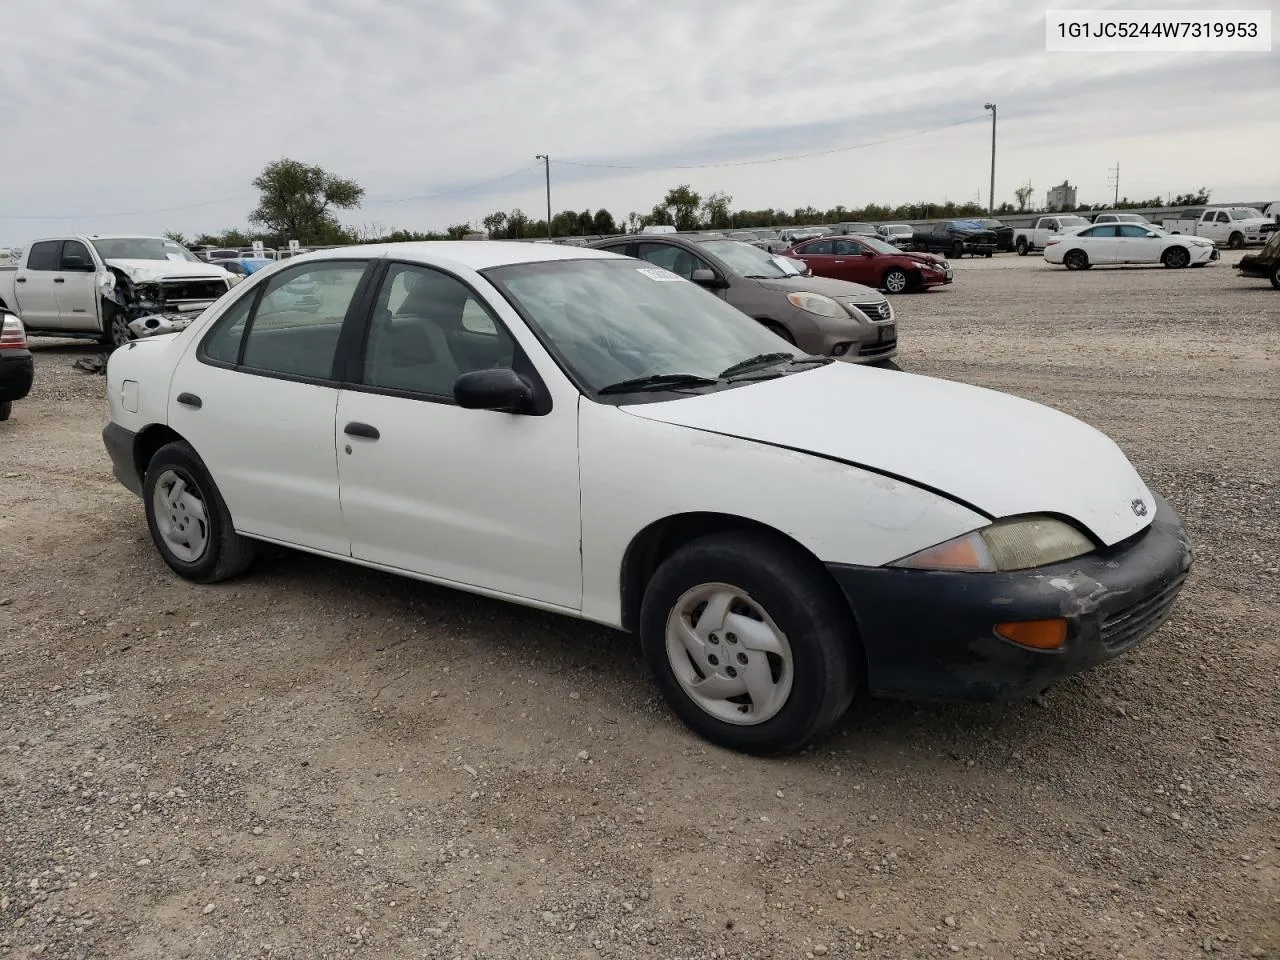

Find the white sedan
[[103, 242, 1192, 755], [1044, 223, 1219, 270]]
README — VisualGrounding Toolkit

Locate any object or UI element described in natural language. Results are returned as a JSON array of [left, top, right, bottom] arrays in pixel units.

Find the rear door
[[790, 239, 838, 278], [54, 240, 101, 331], [167, 258, 373, 555], [12, 240, 62, 326]]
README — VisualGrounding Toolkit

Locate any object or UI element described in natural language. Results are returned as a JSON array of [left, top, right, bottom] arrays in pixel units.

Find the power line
[[554, 114, 991, 171], [364, 162, 542, 205]]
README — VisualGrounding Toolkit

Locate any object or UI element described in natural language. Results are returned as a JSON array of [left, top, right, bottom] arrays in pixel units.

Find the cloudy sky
[[3, 0, 1276, 242]]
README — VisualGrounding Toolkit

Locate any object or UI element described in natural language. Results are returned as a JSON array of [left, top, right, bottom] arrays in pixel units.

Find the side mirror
[[453, 367, 534, 414], [62, 258, 95, 272], [1146, 232, 1159, 238], [690, 267, 725, 287], [860, 250, 876, 257]]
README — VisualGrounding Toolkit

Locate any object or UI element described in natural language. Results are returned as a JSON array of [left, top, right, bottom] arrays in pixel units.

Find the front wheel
[[1271, 264, 1280, 290], [143, 441, 256, 583], [883, 268, 910, 294], [102, 307, 133, 350], [1162, 246, 1191, 269], [639, 531, 856, 755], [1063, 249, 1089, 271], [762, 320, 796, 345], [1016, 238, 1029, 256]]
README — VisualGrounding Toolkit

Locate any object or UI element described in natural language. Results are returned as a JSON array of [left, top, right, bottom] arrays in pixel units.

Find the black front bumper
[[102, 421, 143, 496], [826, 494, 1194, 701], [0, 350, 34, 402]]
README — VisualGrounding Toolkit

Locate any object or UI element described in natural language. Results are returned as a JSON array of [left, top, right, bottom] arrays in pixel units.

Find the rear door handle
[[16, 276, 26, 283], [176, 392, 202, 409], [344, 421, 380, 440], [54, 277, 66, 284]]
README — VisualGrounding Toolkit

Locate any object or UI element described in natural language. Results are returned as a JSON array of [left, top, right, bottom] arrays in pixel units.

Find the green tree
[[1014, 182, 1034, 212], [163, 230, 189, 246], [593, 209, 619, 235], [663, 184, 703, 231], [482, 211, 509, 238], [506, 209, 531, 239], [700, 191, 733, 230], [249, 158, 365, 245]]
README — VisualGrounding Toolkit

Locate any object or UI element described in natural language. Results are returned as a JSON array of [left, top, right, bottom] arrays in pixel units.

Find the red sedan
[[786, 235, 953, 293]]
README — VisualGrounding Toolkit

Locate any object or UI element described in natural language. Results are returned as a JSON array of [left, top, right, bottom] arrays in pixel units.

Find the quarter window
[[202, 292, 254, 365], [363, 263, 515, 398]]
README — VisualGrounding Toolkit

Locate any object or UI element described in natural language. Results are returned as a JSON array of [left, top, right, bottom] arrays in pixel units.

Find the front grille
[[857, 337, 897, 357], [1099, 573, 1187, 651], [850, 299, 892, 321], [158, 278, 228, 303]]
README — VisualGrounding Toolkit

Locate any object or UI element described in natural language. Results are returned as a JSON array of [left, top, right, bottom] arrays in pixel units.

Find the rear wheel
[[949, 240, 964, 259], [1016, 237, 1030, 256], [1063, 249, 1089, 271], [639, 532, 856, 755], [1228, 232, 1244, 250], [882, 268, 910, 294], [143, 441, 256, 583], [1162, 246, 1191, 269]]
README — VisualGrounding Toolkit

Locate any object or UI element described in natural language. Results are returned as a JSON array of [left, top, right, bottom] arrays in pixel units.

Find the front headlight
[[787, 291, 847, 319], [889, 516, 1094, 572]]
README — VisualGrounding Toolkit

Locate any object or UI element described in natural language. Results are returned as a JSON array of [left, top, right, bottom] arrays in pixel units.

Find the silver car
[[588, 234, 897, 365]]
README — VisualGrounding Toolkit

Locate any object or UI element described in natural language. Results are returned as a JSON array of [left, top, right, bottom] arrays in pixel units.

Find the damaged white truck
[[0, 235, 235, 348]]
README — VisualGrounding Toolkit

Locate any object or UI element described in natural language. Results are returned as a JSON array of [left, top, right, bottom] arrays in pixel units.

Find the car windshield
[[1229, 208, 1264, 220], [844, 223, 875, 232], [485, 258, 801, 392], [90, 238, 200, 262], [752, 229, 779, 239], [694, 238, 791, 278], [953, 220, 986, 230], [885, 223, 912, 232], [1058, 216, 1089, 227]]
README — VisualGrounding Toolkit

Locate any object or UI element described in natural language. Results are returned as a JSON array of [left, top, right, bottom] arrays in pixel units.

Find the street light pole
[[984, 103, 997, 215], [534, 154, 552, 240]]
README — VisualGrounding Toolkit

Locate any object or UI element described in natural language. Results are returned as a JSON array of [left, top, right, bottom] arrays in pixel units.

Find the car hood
[[104, 259, 233, 283], [753, 274, 882, 301], [622, 363, 1155, 547]]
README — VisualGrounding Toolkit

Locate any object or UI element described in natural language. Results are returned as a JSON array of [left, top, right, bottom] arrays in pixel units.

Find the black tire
[[101, 306, 133, 350], [1228, 232, 1244, 250], [639, 531, 856, 756], [1016, 237, 1030, 256], [949, 240, 964, 259], [1271, 264, 1280, 290], [0, 400, 11, 422], [882, 268, 910, 294], [143, 440, 256, 583], [984, 250, 993, 258], [762, 320, 796, 345], [1063, 249, 1089, 271], [1162, 246, 1191, 269]]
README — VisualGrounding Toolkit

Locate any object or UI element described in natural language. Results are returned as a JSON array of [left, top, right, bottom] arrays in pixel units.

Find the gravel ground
[[1, 254, 1277, 960]]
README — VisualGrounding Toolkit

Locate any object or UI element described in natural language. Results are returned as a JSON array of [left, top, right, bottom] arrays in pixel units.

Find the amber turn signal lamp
[[995, 618, 1068, 650]]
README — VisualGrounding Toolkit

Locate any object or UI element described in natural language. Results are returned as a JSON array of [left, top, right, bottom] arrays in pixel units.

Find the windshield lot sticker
[[636, 267, 687, 282]]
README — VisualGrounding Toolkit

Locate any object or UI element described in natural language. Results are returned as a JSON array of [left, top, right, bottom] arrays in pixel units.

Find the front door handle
[[54, 277, 66, 284], [15, 277, 26, 283], [176, 392, 202, 409], [344, 421, 380, 440]]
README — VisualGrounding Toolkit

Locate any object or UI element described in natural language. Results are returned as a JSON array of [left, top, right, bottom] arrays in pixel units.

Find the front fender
[[577, 401, 987, 626]]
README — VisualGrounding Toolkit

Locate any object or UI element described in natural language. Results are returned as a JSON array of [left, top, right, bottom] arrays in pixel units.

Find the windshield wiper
[[597, 373, 720, 395], [718, 352, 796, 378]]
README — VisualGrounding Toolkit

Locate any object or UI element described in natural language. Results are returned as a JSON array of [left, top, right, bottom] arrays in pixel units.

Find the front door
[[166, 258, 371, 555], [335, 261, 582, 609], [12, 239, 62, 327], [1116, 224, 1162, 263], [55, 239, 101, 331], [833, 239, 877, 284]]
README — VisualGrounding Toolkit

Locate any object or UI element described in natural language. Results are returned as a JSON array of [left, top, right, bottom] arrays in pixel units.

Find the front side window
[[485, 258, 796, 393], [1084, 225, 1117, 238], [25, 240, 60, 271], [363, 263, 514, 398], [205, 260, 366, 379], [1215, 212, 1230, 223], [635, 242, 709, 279], [1118, 224, 1151, 238], [60, 240, 93, 270]]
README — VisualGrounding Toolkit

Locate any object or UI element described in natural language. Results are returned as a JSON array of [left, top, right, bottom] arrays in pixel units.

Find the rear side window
[[801, 240, 834, 255], [240, 262, 366, 379], [26, 240, 60, 271]]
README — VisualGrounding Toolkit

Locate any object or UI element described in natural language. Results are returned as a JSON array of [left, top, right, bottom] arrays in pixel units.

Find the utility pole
[[984, 103, 997, 214], [1108, 162, 1120, 206], [534, 155, 552, 240]]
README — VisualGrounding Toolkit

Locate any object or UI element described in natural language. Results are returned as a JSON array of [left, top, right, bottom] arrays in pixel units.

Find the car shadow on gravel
[[244, 543, 1118, 767]]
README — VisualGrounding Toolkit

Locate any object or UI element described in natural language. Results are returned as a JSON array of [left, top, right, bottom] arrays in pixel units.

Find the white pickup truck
[[1013, 215, 1091, 255], [0, 235, 235, 348], [1160, 207, 1276, 249]]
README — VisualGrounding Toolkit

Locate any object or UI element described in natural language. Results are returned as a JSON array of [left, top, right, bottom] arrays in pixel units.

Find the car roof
[[291, 240, 624, 270]]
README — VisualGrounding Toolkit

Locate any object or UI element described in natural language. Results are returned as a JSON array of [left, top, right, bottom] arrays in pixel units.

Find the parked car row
[[98, 239, 1194, 755]]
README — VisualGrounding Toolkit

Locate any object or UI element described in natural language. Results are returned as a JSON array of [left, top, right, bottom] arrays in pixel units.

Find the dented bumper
[[826, 493, 1193, 701]]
